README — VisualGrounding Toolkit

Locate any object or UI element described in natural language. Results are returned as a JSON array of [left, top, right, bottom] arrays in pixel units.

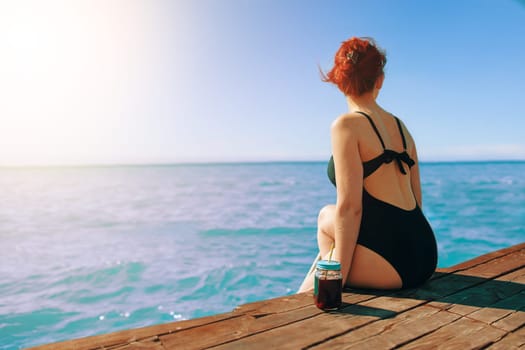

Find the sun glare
[[0, 0, 158, 166]]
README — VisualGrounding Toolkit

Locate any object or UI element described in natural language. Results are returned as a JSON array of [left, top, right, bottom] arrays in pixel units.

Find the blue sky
[[1, 0, 524, 165]]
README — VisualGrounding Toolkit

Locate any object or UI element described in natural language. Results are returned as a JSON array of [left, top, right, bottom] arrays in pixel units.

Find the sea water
[[0, 161, 523, 349]]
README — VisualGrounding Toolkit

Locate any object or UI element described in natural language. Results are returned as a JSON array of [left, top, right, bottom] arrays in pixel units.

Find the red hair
[[323, 37, 386, 96]]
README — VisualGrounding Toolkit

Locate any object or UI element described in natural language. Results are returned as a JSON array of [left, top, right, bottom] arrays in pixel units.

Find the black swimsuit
[[327, 111, 437, 288]]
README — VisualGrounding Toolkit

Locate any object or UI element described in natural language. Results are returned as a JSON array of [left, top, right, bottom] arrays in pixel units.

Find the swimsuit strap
[[356, 111, 386, 149], [356, 111, 414, 177], [394, 116, 408, 150]]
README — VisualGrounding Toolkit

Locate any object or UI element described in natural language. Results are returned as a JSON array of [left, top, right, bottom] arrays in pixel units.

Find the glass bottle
[[314, 260, 342, 310]]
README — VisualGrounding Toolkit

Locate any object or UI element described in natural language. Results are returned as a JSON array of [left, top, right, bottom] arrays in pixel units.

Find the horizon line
[[1, 158, 525, 169]]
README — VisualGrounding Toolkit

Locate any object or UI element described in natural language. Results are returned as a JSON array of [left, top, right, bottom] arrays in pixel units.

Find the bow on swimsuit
[[327, 111, 437, 288]]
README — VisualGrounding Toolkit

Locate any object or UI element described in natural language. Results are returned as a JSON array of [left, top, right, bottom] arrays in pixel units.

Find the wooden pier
[[29, 243, 525, 349]]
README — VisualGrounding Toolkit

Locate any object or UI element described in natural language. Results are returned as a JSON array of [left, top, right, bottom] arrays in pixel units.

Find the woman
[[298, 37, 437, 292]]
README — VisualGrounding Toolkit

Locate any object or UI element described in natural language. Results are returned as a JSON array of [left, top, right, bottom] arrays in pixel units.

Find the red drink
[[314, 278, 342, 310], [314, 260, 342, 310]]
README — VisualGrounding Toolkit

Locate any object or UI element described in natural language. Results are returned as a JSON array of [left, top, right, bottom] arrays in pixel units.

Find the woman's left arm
[[401, 122, 423, 209]]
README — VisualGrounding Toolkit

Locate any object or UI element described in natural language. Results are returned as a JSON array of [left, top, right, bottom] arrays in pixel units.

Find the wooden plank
[[457, 265, 525, 325], [438, 242, 525, 274], [232, 291, 314, 317], [468, 289, 525, 325], [491, 310, 525, 332], [160, 306, 321, 350], [468, 307, 517, 326], [398, 317, 507, 350], [108, 338, 165, 350], [207, 309, 377, 350], [310, 306, 461, 349], [160, 293, 377, 350], [356, 295, 425, 313], [428, 273, 525, 316], [29, 312, 241, 350], [460, 249, 525, 278], [485, 326, 525, 349], [495, 266, 525, 283], [397, 248, 525, 302], [395, 272, 486, 302], [208, 294, 427, 350]]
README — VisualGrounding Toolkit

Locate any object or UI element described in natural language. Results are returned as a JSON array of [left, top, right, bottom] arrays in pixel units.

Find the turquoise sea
[[1, 161, 524, 349]]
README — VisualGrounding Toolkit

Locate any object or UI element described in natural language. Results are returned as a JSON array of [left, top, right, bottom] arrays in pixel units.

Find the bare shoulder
[[331, 112, 368, 133]]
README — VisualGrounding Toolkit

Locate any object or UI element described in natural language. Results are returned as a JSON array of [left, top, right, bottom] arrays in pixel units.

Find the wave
[[199, 226, 315, 237]]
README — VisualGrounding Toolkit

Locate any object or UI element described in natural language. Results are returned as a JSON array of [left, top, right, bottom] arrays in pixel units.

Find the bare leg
[[298, 205, 336, 293], [317, 205, 336, 260], [297, 252, 320, 293]]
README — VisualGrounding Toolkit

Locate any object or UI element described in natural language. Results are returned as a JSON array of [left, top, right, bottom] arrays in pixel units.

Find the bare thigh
[[347, 244, 402, 289], [318, 205, 402, 290]]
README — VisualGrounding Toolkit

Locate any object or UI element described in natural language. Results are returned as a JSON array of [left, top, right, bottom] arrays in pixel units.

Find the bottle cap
[[317, 260, 341, 270]]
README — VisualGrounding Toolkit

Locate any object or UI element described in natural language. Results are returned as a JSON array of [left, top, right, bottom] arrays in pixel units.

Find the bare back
[[355, 110, 420, 210]]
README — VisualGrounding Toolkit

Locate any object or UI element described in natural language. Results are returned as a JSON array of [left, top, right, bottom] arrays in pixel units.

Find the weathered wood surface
[[28, 242, 525, 350]]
